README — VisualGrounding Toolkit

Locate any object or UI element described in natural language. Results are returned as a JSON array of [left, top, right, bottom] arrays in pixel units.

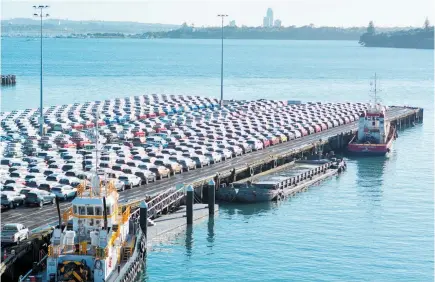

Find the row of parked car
[[1, 95, 370, 212]]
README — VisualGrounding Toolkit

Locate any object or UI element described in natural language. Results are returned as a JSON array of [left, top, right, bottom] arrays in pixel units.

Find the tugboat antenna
[[370, 73, 382, 104], [374, 73, 377, 103]]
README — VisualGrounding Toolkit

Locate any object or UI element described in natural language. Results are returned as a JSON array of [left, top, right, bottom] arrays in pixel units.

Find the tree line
[[359, 19, 434, 49]]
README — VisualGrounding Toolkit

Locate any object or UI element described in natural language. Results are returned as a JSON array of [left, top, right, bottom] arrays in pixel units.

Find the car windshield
[[51, 188, 62, 193], [27, 193, 38, 198], [119, 176, 128, 180], [2, 225, 18, 232]]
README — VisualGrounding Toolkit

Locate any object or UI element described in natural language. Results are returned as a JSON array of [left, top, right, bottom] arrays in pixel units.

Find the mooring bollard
[[139, 201, 148, 237], [208, 179, 216, 216], [186, 185, 194, 225]]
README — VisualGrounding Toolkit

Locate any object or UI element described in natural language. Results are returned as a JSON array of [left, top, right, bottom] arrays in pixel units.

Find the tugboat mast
[[374, 72, 377, 104]]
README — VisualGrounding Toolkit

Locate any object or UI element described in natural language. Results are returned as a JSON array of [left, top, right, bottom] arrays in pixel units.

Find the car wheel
[[145, 179, 149, 185], [52, 198, 55, 204], [64, 195, 68, 201], [9, 203, 13, 209], [121, 185, 125, 191], [39, 201, 43, 208]]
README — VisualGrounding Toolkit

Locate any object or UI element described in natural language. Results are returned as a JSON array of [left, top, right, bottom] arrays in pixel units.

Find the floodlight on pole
[[33, 5, 50, 137], [217, 14, 228, 107]]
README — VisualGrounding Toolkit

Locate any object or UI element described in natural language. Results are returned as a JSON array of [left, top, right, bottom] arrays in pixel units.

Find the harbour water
[[1, 38, 434, 281]]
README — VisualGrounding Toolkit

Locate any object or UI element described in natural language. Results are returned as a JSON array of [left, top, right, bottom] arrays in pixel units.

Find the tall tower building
[[263, 17, 269, 27], [267, 8, 273, 27]]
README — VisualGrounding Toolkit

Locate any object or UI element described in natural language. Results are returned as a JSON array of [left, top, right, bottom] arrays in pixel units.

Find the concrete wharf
[[0, 106, 422, 231], [0, 105, 423, 281]]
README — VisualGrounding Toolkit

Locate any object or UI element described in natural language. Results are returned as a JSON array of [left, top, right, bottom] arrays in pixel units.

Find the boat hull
[[235, 189, 279, 203], [347, 127, 395, 156]]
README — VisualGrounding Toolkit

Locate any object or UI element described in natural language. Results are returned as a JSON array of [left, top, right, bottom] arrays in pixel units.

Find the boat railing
[[62, 207, 73, 223]]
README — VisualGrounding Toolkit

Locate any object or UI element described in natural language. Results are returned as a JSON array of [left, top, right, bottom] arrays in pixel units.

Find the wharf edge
[[0, 105, 423, 281]]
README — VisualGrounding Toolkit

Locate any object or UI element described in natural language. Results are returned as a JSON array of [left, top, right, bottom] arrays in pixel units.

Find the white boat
[[27, 115, 146, 282], [29, 175, 146, 282]]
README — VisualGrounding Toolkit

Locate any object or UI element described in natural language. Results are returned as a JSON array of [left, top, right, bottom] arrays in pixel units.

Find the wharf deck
[[0, 107, 420, 231]]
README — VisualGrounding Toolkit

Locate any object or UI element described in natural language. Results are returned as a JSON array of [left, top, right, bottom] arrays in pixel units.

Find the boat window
[[79, 206, 86, 215], [372, 121, 376, 126], [73, 205, 77, 214], [95, 206, 102, 216], [106, 205, 112, 215], [87, 206, 94, 215]]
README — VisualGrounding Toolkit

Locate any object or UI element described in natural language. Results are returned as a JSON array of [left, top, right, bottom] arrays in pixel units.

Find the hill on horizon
[[1, 18, 180, 36], [1, 18, 417, 37]]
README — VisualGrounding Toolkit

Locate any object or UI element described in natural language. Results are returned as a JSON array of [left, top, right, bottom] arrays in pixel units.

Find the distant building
[[267, 8, 274, 27], [263, 17, 269, 28], [229, 20, 236, 27], [263, 8, 279, 28]]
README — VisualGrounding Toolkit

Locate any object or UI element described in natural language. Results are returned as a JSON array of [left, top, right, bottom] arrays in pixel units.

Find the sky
[[1, 0, 434, 27]]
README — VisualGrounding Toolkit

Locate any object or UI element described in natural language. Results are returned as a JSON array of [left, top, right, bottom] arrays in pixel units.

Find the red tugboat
[[348, 75, 397, 156]]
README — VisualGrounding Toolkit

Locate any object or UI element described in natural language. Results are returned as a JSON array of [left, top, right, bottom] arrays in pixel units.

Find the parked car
[[148, 165, 171, 179], [178, 158, 196, 171], [118, 175, 141, 189], [51, 185, 77, 201], [1, 223, 29, 245], [24, 190, 56, 207], [134, 170, 157, 185], [191, 155, 210, 168], [1, 192, 25, 209]]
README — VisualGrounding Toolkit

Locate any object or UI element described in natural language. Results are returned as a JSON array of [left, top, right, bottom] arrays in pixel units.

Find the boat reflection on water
[[351, 155, 388, 202], [207, 218, 215, 246], [219, 201, 280, 218]]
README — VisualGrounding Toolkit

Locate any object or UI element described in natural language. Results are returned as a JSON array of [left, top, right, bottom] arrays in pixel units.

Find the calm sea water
[[1, 38, 434, 281]]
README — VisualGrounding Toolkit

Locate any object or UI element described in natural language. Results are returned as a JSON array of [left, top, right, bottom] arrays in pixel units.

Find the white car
[[118, 175, 141, 189], [247, 140, 264, 151], [215, 149, 233, 160], [103, 178, 126, 192], [1, 223, 29, 245]]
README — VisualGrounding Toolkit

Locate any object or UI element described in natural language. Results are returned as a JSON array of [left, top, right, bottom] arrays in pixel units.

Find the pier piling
[[208, 179, 216, 216], [186, 185, 194, 225], [1, 74, 16, 86], [139, 201, 148, 237]]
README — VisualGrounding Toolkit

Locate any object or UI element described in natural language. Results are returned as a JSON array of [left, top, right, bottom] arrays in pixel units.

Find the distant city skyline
[[1, 0, 433, 28]]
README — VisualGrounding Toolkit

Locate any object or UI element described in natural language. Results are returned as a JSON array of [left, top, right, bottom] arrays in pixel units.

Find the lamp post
[[33, 5, 49, 137], [217, 14, 228, 107]]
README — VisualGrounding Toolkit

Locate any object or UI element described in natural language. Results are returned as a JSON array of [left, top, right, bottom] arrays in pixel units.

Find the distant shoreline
[[2, 25, 416, 42], [2, 35, 361, 41], [359, 27, 434, 50]]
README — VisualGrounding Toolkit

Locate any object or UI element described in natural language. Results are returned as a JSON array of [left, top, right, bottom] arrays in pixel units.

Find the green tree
[[424, 17, 430, 31], [367, 21, 375, 34]]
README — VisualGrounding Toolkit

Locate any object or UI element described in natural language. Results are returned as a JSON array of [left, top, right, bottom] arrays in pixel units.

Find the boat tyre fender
[[387, 148, 390, 153], [273, 160, 277, 168], [140, 237, 146, 253], [249, 167, 254, 176]]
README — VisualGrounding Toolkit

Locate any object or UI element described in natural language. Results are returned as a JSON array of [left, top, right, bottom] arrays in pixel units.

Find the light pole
[[33, 5, 49, 137], [217, 14, 228, 107]]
